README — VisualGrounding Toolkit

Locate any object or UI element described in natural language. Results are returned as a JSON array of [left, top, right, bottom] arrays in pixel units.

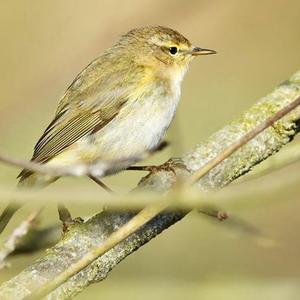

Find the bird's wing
[[31, 104, 125, 164], [18, 56, 134, 180]]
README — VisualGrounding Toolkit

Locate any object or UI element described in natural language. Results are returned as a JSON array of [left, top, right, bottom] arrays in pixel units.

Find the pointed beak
[[191, 47, 217, 56]]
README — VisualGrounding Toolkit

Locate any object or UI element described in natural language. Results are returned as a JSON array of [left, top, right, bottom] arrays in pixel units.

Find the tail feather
[[0, 172, 56, 234], [0, 201, 21, 234]]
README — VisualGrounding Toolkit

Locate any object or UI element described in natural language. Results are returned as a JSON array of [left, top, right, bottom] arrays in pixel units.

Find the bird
[[0, 25, 216, 232]]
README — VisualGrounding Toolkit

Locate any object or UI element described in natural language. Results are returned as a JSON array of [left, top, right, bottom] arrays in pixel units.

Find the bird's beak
[[191, 47, 217, 56]]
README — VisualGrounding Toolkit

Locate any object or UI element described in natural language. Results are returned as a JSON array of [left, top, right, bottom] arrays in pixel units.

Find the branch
[[0, 70, 300, 299], [26, 95, 300, 299]]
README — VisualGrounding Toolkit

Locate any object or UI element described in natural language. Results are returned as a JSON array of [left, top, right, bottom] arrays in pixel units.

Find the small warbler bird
[[0, 25, 216, 231]]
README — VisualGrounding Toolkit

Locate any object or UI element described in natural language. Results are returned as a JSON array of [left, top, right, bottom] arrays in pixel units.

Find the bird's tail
[[0, 175, 31, 234], [0, 201, 22, 234], [0, 172, 56, 234]]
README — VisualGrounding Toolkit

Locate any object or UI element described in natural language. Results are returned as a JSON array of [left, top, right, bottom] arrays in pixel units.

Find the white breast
[[95, 81, 181, 160]]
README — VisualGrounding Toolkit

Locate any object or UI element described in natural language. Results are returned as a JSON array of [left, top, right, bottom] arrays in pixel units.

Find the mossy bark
[[0, 71, 300, 299]]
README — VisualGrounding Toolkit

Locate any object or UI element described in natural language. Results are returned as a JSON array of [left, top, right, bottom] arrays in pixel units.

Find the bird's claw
[[61, 217, 84, 233], [144, 158, 187, 175]]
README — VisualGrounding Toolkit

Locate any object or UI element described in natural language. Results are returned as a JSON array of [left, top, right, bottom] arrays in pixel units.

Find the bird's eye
[[169, 47, 178, 55]]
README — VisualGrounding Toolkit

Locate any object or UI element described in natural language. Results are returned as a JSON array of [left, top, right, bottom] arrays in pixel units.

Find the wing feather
[[18, 51, 140, 181]]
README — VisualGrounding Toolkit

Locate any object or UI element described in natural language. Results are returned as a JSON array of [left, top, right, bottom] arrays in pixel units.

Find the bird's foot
[[127, 158, 187, 175], [61, 217, 84, 233], [58, 204, 84, 233]]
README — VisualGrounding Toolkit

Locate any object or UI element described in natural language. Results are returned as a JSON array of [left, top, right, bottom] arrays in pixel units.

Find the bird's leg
[[89, 175, 114, 194], [127, 158, 187, 175], [58, 203, 74, 233], [126, 140, 173, 173], [57, 177, 112, 232], [58, 204, 84, 233]]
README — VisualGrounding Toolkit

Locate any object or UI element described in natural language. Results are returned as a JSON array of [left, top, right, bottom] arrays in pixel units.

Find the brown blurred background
[[1, 0, 300, 299]]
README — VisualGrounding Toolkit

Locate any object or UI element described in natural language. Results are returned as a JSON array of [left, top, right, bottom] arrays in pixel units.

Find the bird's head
[[116, 26, 216, 74]]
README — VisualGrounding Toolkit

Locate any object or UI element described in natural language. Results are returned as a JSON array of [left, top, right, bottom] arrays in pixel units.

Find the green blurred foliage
[[0, 0, 300, 299]]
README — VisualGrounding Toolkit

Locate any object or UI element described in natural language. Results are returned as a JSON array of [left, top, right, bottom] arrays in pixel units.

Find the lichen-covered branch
[[0, 71, 300, 300]]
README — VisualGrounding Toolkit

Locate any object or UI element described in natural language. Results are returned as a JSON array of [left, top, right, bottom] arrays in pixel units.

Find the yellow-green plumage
[[18, 26, 198, 185], [0, 26, 216, 233]]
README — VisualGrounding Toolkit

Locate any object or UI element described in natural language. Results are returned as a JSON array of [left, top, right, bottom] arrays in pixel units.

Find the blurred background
[[1, 0, 300, 299]]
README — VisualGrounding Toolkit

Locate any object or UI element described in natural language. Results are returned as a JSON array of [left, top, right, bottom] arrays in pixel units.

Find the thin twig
[[26, 95, 300, 300], [0, 151, 150, 178], [89, 175, 114, 193], [0, 209, 42, 269], [1, 139, 300, 211]]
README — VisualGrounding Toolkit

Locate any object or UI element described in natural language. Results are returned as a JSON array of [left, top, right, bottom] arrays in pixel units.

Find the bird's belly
[[92, 95, 178, 161]]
